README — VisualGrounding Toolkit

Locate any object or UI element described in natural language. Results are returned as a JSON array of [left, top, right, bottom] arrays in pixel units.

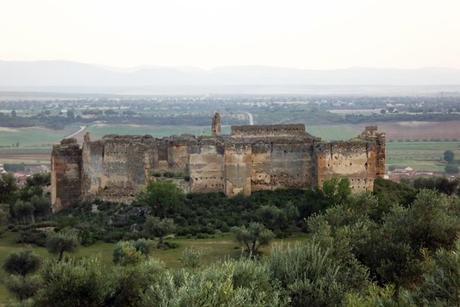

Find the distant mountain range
[[1, 60, 460, 94]]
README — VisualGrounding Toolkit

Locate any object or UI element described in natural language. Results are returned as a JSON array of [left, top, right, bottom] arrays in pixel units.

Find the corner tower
[[51, 138, 82, 212]]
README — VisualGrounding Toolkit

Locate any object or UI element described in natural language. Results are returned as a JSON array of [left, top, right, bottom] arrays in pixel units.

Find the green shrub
[[3, 250, 41, 276], [16, 229, 48, 246], [144, 216, 176, 246], [35, 257, 110, 307], [102, 230, 125, 243], [4, 274, 41, 301], [180, 248, 203, 268], [142, 260, 284, 306], [412, 240, 460, 306], [113, 239, 153, 266], [268, 241, 346, 306], [108, 259, 167, 307], [113, 241, 145, 266]]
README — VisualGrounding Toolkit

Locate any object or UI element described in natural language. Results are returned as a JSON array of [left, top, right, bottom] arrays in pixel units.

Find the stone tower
[[51, 138, 82, 212], [212, 112, 221, 136]]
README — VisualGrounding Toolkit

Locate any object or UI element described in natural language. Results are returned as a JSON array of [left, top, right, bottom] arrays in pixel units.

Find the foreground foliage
[[1, 177, 460, 306]]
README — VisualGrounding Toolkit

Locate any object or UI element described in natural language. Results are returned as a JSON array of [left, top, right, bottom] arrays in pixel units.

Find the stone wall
[[189, 138, 225, 193], [51, 138, 82, 212], [50, 114, 386, 211], [224, 142, 252, 197], [250, 140, 314, 192], [315, 141, 376, 192]]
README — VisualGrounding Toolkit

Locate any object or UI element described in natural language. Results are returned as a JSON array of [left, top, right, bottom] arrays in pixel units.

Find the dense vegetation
[[34, 181, 336, 247], [1, 173, 460, 305]]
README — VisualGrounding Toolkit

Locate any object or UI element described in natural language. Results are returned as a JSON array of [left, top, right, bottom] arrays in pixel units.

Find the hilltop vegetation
[[1, 174, 460, 305]]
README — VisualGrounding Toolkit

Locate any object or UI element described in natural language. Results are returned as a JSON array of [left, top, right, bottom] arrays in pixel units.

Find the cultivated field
[[386, 141, 460, 172], [0, 125, 80, 150], [0, 150, 50, 165], [310, 121, 460, 141], [377, 121, 460, 141], [308, 124, 360, 140]]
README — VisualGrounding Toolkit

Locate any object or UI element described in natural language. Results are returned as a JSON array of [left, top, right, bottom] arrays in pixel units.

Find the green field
[[0, 126, 79, 150], [387, 141, 460, 172], [0, 231, 306, 304], [308, 124, 360, 140]]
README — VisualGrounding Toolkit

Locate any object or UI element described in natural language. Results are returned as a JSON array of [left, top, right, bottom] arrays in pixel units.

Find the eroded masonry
[[51, 113, 385, 212]]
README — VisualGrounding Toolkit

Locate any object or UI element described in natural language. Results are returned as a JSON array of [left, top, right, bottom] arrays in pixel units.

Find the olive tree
[[3, 250, 41, 277], [0, 173, 17, 203], [144, 216, 176, 247], [2, 250, 42, 301], [233, 222, 274, 257], [444, 150, 455, 163], [137, 181, 184, 218], [46, 231, 79, 261]]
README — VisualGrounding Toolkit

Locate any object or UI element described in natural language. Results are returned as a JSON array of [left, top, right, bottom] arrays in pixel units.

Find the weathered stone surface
[[51, 113, 386, 211], [51, 138, 82, 212]]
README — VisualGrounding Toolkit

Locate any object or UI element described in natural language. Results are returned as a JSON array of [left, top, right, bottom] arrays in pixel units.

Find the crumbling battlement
[[51, 114, 386, 212], [231, 124, 307, 137]]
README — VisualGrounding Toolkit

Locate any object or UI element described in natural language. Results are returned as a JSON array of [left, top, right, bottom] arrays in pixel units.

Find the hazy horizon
[[2, 59, 459, 72], [2, 0, 460, 70]]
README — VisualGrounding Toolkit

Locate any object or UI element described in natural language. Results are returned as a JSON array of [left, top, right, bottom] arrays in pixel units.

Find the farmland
[[0, 126, 80, 150], [386, 141, 460, 172]]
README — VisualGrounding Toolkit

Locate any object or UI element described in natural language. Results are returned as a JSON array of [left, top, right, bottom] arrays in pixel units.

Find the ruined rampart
[[51, 114, 386, 211]]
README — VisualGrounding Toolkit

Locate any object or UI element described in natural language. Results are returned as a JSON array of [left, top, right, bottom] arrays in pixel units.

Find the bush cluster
[[2, 178, 460, 306]]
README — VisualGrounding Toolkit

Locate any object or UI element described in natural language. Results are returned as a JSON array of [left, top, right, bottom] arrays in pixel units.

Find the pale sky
[[1, 0, 460, 69]]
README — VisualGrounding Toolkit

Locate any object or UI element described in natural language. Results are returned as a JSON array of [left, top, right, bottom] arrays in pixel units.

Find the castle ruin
[[51, 114, 386, 212]]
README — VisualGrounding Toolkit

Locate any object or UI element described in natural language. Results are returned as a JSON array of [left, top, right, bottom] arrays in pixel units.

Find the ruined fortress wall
[[103, 140, 138, 191], [224, 143, 252, 197], [189, 142, 224, 193], [81, 140, 104, 196], [375, 133, 386, 177], [315, 141, 377, 192], [81, 137, 156, 203], [50, 116, 386, 211], [251, 141, 314, 191], [51, 139, 82, 212], [166, 141, 190, 174]]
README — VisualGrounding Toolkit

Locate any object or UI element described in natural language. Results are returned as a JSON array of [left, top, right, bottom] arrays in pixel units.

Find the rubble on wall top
[[102, 134, 154, 140], [359, 126, 385, 139], [231, 124, 306, 136], [60, 138, 78, 145]]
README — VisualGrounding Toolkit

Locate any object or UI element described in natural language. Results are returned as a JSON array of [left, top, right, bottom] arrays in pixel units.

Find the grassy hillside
[[0, 231, 306, 304]]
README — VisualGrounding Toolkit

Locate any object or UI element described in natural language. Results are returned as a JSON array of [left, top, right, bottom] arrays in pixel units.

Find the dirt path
[[64, 125, 86, 139]]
